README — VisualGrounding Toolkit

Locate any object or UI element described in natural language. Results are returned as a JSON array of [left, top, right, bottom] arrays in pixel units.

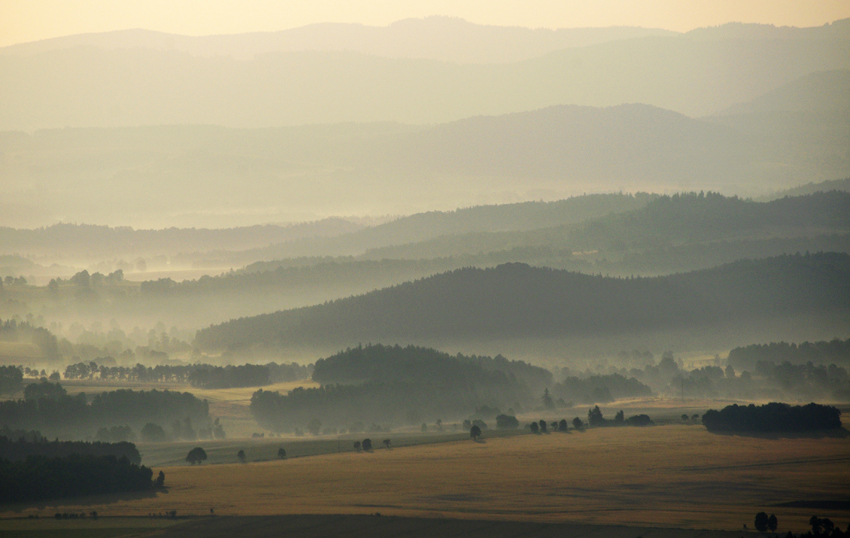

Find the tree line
[[0, 380, 213, 439], [701, 403, 841, 433], [727, 338, 850, 370], [0, 452, 158, 504], [63, 360, 311, 387], [0, 434, 141, 465]]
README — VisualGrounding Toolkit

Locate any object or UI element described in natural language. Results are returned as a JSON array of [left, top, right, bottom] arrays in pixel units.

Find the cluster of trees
[[0, 365, 23, 395], [62, 360, 311, 386], [250, 345, 546, 432], [551, 373, 652, 404], [0, 381, 214, 439], [702, 403, 841, 433], [0, 318, 60, 361], [728, 338, 850, 370], [313, 344, 550, 390]]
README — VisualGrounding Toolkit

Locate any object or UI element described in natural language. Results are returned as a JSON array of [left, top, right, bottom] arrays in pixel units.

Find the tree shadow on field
[[473, 438, 487, 444], [707, 427, 849, 440]]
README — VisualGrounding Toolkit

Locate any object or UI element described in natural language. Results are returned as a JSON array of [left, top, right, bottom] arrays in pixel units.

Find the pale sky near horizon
[[2, 0, 849, 47]]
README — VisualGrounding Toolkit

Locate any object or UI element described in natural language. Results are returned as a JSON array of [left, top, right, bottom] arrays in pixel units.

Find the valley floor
[[1, 424, 848, 534]]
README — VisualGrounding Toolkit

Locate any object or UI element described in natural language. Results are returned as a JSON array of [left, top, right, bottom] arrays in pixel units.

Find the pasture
[[2, 424, 848, 533]]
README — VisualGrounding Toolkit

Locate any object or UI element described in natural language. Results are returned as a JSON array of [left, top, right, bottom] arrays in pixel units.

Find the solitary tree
[[529, 422, 539, 434], [155, 471, 165, 488], [767, 514, 778, 532], [362, 438, 372, 451], [470, 424, 482, 441], [588, 406, 605, 426], [237, 449, 246, 463], [755, 512, 769, 532], [382, 439, 391, 449], [277, 448, 286, 459], [682, 414, 690, 421], [558, 419, 568, 432], [186, 447, 207, 465], [572, 417, 583, 429]]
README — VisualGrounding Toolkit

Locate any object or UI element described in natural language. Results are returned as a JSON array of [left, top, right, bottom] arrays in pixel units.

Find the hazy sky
[[2, 0, 849, 47]]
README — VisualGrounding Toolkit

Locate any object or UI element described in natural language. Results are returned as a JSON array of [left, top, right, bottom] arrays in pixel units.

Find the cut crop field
[[3, 425, 848, 533]]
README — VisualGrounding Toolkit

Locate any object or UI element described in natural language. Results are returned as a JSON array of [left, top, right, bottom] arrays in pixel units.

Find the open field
[[3, 424, 848, 533], [0, 517, 181, 538], [0, 514, 764, 538]]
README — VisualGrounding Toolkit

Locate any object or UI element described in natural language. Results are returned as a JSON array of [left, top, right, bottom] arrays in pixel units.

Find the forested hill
[[362, 191, 850, 259], [194, 253, 850, 351]]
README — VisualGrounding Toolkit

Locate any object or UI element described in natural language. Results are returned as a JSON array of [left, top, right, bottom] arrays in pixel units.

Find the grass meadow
[[2, 424, 848, 533]]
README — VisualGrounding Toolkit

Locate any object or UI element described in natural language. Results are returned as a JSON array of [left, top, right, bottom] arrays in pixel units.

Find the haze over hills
[[0, 17, 677, 64], [1, 20, 848, 131], [194, 253, 850, 356], [3, 95, 849, 229]]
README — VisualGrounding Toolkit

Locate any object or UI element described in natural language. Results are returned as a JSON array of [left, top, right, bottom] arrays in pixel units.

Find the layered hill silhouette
[[193, 253, 850, 351], [0, 18, 676, 64], [2, 20, 849, 130], [5, 98, 848, 229]]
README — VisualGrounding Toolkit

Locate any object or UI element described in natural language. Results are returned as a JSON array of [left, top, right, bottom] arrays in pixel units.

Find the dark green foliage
[[614, 410, 624, 423], [495, 414, 519, 429], [361, 439, 372, 451], [702, 402, 841, 432], [538, 420, 547, 433], [277, 448, 286, 459], [186, 447, 207, 465], [470, 425, 481, 440], [572, 417, 583, 429], [529, 422, 539, 434], [0, 366, 23, 395], [0, 435, 141, 465], [237, 449, 246, 463], [196, 253, 850, 351], [0, 453, 154, 504], [558, 419, 568, 432]]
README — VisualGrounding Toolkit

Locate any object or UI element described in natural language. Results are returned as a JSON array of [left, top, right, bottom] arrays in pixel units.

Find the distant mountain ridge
[[0, 18, 677, 64], [2, 24, 848, 130]]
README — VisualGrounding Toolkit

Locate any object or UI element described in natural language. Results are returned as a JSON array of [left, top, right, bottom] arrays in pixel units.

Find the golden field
[[3, 424, 848, 533]]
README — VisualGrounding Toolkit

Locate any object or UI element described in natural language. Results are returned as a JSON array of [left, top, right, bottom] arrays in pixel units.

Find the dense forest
[[0, 382, 214, 439], [701, 403, 842, 433], [251, 345, 549, 431], [727, 338, 850, 370], [0, 450, 157, 504], [195, 253, 850, 351]]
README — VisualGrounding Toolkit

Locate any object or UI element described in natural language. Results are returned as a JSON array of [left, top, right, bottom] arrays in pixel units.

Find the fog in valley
[[1, 4, 850, 536]]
